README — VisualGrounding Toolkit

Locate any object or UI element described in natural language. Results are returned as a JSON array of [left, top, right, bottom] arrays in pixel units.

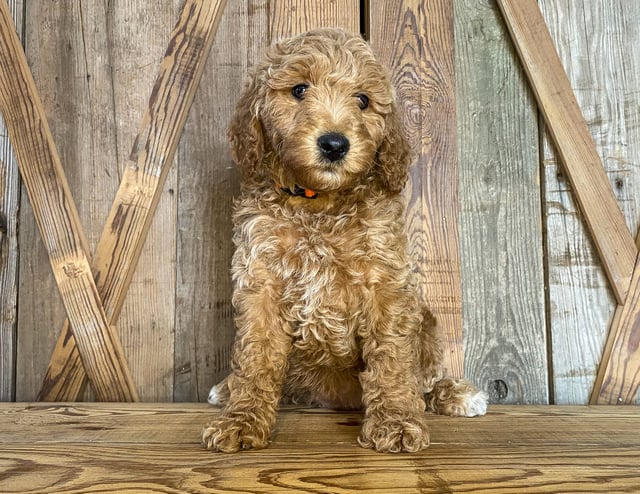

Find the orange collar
[[276, 182, 318, 199]]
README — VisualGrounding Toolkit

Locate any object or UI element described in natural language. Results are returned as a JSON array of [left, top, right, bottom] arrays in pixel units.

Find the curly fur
[[202, 29, 487, 454]]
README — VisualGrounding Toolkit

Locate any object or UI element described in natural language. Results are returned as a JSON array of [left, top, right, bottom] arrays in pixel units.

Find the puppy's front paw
[[202, 414, 270, 453], [358, 413, 430, 453]]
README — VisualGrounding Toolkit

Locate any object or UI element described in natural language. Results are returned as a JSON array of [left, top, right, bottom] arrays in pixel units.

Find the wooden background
[[1, 0, 639, 405]]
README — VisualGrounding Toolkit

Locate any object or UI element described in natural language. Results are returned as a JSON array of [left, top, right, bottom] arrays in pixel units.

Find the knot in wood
[[62, 262, 84, 279]]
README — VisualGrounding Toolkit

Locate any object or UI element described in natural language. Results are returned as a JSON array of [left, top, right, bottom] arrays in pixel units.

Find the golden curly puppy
[[203, 28, 487, 453]]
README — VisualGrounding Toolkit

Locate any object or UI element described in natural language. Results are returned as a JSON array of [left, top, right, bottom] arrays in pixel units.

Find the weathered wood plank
[[14, 1, 121, 400], [38, 0, 229, 402], [538, 0, 640, 405], [174, 1, 267, 401], [369, 0, 463, 378], [102, 1, 181, 402], [454, 0, 548, 403], [0, 0, 137, 401], [0, 0, 23, 402], [269, 0, 360, 40], [593, 254, 640, 404], [593, 228, 640, 405], [0, 404, 639, 493], [497, 0, 637, 306]]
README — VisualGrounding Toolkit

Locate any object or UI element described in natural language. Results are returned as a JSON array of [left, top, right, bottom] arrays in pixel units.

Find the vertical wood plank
[[14, 1, 123, 400], [15, 1, 88, 400], [269, 0, 359, 40], [174, 0, 268, 402], [369, 0, 464, 378], [539, 0, 640, 404], [0, 0, 23, 402], [455, 0, 548, 403], [105, 0, 182, 401]]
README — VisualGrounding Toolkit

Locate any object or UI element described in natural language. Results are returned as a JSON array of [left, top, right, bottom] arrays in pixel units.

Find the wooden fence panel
[[369, 0, 464, 379], [15, 1, 122, 400], [7, 0, 640, 404], [105, 1, 182, 402], [15, 1, 180, 401], [0, 0, 22, 402], [540, 0, 640, 404], [270, 0, 360, 40], [454, 0, 548, 403], [174, 1, 268, 402]]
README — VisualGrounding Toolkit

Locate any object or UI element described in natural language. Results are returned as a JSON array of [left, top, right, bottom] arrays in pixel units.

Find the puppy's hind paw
[[426, 378, 488, 417], [207, 377, 230, 406]]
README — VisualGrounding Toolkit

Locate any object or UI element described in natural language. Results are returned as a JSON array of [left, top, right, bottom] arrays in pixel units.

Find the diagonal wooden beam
[[497, 0, 640, 404], [0, 0, 137, 401], [590, 231, 640, 404], [37, 0, 228, 401], [591, 264, 640, 404], [496, 0, 637, 306]]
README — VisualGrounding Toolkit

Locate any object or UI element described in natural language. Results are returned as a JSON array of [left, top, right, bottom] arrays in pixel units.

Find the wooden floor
[[0, 404, 639, 493]]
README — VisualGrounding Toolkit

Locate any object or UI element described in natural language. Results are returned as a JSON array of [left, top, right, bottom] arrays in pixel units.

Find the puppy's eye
[[292, 84, 309, 100], [357, 93, 369, 110]]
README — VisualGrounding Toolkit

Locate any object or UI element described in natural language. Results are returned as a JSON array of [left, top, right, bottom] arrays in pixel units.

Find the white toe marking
[[208, 385, 222, 405], [464, 390, 489, 417]]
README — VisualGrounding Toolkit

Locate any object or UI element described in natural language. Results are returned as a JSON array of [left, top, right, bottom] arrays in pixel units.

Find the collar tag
[[276, 183, 318, 199]]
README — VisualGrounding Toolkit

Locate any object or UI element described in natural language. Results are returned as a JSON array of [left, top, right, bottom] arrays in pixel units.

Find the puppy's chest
[[237, 203, 407, 361], [276, 217, 371, 357], [281, 219, 366, 304]]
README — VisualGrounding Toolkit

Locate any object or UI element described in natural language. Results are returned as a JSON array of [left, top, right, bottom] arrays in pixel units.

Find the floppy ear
[[375, 107, 412, 194], [228, 69, 265, 178]]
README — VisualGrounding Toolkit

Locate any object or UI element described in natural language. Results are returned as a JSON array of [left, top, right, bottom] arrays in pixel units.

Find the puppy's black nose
[[317, 132, 350, 162]]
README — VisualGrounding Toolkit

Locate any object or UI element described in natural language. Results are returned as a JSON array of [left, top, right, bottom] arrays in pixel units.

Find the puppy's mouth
[[276, 150, 344, 193], [271, 131, 375, 195]]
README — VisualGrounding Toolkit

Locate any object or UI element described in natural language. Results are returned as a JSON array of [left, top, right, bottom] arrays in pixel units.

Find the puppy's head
[[228, 29, 411, 195]]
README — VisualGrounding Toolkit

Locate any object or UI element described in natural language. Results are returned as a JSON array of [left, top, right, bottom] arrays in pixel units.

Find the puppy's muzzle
[[317, 132, 350, 162]]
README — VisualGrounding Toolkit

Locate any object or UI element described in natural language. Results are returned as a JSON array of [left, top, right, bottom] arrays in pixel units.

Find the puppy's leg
[[202, 283, 291, 453], [358, 294, 430, 453]]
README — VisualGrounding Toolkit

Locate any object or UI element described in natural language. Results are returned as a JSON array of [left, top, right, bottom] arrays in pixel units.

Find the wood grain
[[269, 0, 360, 40], [592, 250, 640, 404], [0, 0, 138, 402], [105, 0, 181, 403], [0, 0, 22, 402], [14, 1, 121, 400], [37, 0, 228, 402], [454, 0, 548, 403], [1, 403, 639, 493], [369, 0, 463, 378], [174, 1, 268, 401], [538, 0, 640, 405], [497, 0, 637, 306]]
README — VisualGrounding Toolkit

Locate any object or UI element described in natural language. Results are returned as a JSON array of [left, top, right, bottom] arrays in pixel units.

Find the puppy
[[203, 28, 487, 453]]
